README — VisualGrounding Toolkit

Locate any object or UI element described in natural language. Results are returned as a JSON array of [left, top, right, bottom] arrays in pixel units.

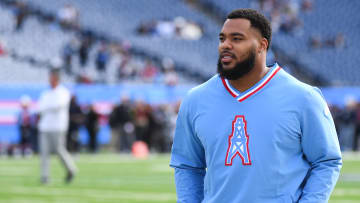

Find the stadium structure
[[0, 0, 359, 150]]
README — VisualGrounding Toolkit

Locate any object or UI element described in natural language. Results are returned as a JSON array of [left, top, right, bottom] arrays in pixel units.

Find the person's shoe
[[65, 171, 75, 184]]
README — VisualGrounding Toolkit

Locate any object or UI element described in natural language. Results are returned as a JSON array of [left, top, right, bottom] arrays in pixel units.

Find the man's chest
[[193, 102, 302, 166]]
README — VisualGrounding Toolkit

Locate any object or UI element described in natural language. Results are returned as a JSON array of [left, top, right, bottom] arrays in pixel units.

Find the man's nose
[[219, 39, 233, 50]]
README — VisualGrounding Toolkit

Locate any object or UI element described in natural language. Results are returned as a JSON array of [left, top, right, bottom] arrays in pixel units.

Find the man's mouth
[[221, 52, 235, 63]]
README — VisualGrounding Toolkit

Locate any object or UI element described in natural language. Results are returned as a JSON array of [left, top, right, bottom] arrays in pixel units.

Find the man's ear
[[259, 38, 268, 53]]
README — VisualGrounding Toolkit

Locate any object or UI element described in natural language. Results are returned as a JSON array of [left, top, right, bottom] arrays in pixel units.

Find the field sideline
[[0, 153, 359, 203]]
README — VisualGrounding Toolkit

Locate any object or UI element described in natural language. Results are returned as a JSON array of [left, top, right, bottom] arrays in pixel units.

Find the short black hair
[[49, 68, 61, 78], [227, 9, 272, 50]]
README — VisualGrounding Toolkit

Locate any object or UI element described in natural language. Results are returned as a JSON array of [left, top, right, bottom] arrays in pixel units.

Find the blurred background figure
[[354, 103, 360, 151], [67, 95, 84, 154], [78, 32, 92, 69], [57, 3, 79, 30], [37, 68, 77, 184], [148, 104, 168, 153], [85, 104, 100, 153], [95, 42, 110, 83], [17, 95, 34, 157], [13, 0, 29, 32], [109, 95, 135, 153], [337, 98, 357, 151], [61, 38, 78, 75], [134, 99, 151, 148]]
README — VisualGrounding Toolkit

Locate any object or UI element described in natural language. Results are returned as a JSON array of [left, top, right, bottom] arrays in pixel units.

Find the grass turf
[[0, 153, 359, 203]]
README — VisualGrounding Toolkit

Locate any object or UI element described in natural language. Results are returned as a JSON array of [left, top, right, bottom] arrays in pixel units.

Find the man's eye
[[233, 38, 241, 41], [219, 37, 224, 42]]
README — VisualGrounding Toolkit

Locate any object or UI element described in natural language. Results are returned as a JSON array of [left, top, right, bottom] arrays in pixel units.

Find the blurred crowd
[[1, 0, 180, 85], [252, 0, 313, 35], [330, 99, 360, 152], [61, 34, 179, 85], [4, 94, 180, 158], [309, 33, 346, 50], [252, 0, 347, 51], [4, 94, 360, 158], [137, 16, 204, 40]]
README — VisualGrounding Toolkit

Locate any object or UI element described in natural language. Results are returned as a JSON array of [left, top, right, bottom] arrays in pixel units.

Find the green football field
[[0, 153, 359, 203]]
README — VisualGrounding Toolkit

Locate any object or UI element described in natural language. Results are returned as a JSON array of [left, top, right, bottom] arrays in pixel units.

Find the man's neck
[[51, 83, 59, 89], [228, 61, 269, 93]]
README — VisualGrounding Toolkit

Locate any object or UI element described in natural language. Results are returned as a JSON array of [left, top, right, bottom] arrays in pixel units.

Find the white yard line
[[332, 188, 360, 197], [4, 186, 176, 202]]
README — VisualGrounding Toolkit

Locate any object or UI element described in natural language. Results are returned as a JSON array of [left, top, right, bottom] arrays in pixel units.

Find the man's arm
[[174, 167, 205, 203], [170, 95, 206, 203], [299, 88, 342, 203]]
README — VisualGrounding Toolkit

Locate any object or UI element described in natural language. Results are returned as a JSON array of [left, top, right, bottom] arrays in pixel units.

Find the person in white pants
[[37, 68, 77, 184]]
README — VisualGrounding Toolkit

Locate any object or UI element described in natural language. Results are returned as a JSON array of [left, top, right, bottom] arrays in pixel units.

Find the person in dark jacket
[[85, 104, 99, 153], [109, 95, 135, 152], [67, 95, 84, 153]]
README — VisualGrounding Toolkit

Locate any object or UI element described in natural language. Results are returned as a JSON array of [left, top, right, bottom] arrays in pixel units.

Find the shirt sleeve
[[170, 95, 206, 203], [299, 87, 342, 203]]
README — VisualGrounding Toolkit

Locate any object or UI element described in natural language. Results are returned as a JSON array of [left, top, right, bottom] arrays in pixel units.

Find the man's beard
[[217, 49, 256, 80]]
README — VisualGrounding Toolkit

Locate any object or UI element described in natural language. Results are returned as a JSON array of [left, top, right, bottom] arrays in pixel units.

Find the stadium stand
[[0, 0, 202, 84]]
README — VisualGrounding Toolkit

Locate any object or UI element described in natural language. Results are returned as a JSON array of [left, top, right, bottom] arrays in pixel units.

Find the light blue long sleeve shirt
[[170, 64, 342, 203]]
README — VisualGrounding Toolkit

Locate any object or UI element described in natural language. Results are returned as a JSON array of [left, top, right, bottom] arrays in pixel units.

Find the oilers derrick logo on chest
[[225, 115, 252, 166]]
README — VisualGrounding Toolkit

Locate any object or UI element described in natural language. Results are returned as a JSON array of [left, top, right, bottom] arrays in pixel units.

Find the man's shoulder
[[276, 69, 324, 104], [276, 69, 318, 94], [179, 75, 220, 111], [186, 74, 220, 98]]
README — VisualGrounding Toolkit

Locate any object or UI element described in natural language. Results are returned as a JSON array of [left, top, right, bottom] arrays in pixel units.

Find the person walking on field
[[37, 68, 77, 184]]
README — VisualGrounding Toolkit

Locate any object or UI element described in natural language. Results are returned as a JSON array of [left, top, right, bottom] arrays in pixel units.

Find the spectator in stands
[[95, 43, 110, 83], [109, 95, 135, 153], [0, 38, 7, 56], [175, 18, 203, 40], [301, 0, 313, 12], [57, 3, 79, 30], [17, 95, 34, 157], [78, 36, 91, 68], [162, 58, 178, 86], [13, 0, 29, 32], [62, 39, 78, 75], [137, 17, 203, 40], [334, 33, 345, 49], [269, 9, 281, 33], [117, 53, 138, 81], [67, 95, 84, 153], [142, 59, 158, 83], [155, 18, 176, 39], [85, 104, 99, 153], [309, 35, 322, 49], [279, 13, 303, 35], [137, 20, 157, 36], [37, 68, 77, 184], [254, 0, 305, 35], [310, 33, 346, 50]]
